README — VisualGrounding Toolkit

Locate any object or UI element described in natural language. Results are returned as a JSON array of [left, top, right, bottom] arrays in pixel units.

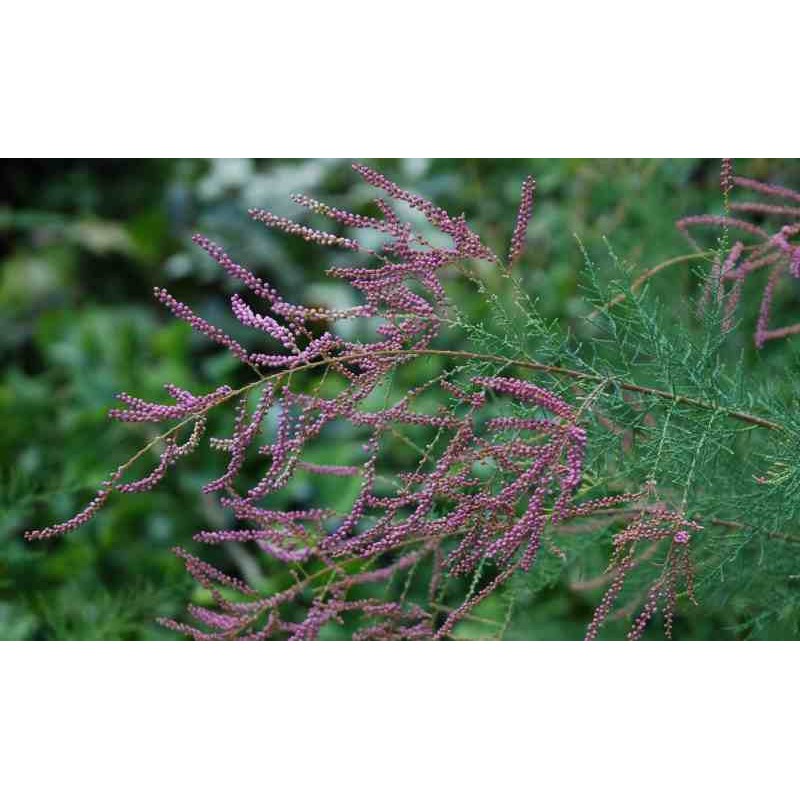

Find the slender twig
[[429, 602, 503, 629]]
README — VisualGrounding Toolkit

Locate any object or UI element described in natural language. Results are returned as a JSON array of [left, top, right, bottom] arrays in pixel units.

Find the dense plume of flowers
[[584, 501, 701, 641], [507, 176, 536, 269], [25, 163, 702, 640], [677, 161, 800, 348]]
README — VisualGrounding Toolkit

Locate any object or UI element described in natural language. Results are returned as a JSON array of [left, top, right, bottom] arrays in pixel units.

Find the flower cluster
[[584, 503, 701, 641], [149, 370, 592, 640], [677, 161, 800, 348], [152, 369, 678, 641]]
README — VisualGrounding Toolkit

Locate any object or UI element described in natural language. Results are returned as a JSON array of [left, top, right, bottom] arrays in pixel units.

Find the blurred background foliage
[[3, 157, 800, 640]]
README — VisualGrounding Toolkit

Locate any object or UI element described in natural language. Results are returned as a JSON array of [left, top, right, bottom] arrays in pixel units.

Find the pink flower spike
[[507, 176, 536, 268]]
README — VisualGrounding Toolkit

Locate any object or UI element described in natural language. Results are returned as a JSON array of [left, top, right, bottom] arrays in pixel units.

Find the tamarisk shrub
[[35, 160, 790, 641]]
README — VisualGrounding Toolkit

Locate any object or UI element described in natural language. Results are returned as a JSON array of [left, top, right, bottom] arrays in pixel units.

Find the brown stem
[[400, 348, 782, 432], [588, 251, 714, 320], [107, 342, 784, 490]]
